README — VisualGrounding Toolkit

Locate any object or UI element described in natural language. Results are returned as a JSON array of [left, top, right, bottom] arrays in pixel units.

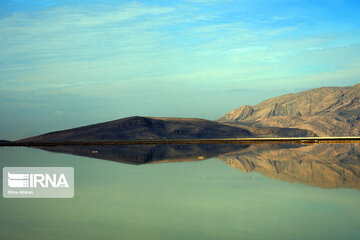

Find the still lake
[[1, 144, 360, 240]]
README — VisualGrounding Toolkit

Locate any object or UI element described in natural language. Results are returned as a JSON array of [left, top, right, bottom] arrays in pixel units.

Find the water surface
[[1, 144, 360, 240]]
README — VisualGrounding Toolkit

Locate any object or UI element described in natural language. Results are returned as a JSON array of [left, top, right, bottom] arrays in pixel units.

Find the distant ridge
[[218, 83, 360, 136]]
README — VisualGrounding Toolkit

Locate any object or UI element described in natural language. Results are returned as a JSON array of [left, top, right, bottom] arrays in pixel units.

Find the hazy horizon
[[1, 0, 360, 140]]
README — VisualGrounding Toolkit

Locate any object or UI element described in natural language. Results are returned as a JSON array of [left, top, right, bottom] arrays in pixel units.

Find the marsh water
[[1, 143, 360, 240]]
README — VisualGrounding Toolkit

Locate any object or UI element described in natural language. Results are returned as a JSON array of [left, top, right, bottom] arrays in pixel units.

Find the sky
[[0, 0, 360, 140]]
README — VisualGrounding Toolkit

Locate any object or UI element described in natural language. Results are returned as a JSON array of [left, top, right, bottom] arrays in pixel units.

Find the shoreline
[[1, 137, 360, 146]]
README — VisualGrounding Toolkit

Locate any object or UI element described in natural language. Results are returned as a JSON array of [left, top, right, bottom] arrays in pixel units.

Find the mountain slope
[[218, 83, 360, 136]]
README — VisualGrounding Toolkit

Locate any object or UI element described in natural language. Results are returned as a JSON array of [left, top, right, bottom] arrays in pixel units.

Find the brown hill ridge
[[218, 83, 360, 136], [17, 116, 315, 143], [17, 116, 251, 142]]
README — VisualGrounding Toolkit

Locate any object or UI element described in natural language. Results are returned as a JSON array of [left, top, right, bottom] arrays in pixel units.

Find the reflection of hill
[[39, 144, 249, 165], [38, 143, 360, 190], [218, 144, 360, 189]]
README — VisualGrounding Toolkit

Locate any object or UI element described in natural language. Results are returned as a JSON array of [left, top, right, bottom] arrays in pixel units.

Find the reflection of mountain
[[38, 143, 360, 190], [219, 144, 360, 190]]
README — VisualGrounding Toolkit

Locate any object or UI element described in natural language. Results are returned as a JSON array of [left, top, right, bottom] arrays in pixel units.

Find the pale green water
[[1, 146, 360, 240]]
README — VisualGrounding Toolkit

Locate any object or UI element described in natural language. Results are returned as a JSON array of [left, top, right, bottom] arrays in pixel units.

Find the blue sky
[[1, 0, 360, 139]]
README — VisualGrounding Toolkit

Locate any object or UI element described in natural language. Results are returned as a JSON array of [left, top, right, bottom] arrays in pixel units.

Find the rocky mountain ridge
[[218, 83, 360, 136]]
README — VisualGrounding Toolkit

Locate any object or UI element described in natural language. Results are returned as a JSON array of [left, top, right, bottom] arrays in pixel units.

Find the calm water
[[1, 144, 360, 240]]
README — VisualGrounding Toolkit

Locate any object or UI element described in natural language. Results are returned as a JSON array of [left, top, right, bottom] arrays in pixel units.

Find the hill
[[16, 116, 252, 142], [16, 116, 315, 143]]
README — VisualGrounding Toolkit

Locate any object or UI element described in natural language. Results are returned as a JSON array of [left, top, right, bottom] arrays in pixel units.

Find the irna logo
[[8, 172, 69, 188], [3, 167, 74, 198]]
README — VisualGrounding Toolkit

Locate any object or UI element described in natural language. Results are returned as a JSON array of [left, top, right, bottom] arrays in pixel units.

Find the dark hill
[[17, 116, 252, 142], [16, 116, 315, 143]]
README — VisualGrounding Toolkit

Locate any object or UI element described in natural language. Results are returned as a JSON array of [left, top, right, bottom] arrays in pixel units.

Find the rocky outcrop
[[219, 105, 254, 122], [218, 83, 360, 136]]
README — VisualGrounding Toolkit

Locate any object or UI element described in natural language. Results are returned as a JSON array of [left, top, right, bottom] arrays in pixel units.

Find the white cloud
[[0, 1, 359, 99]]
